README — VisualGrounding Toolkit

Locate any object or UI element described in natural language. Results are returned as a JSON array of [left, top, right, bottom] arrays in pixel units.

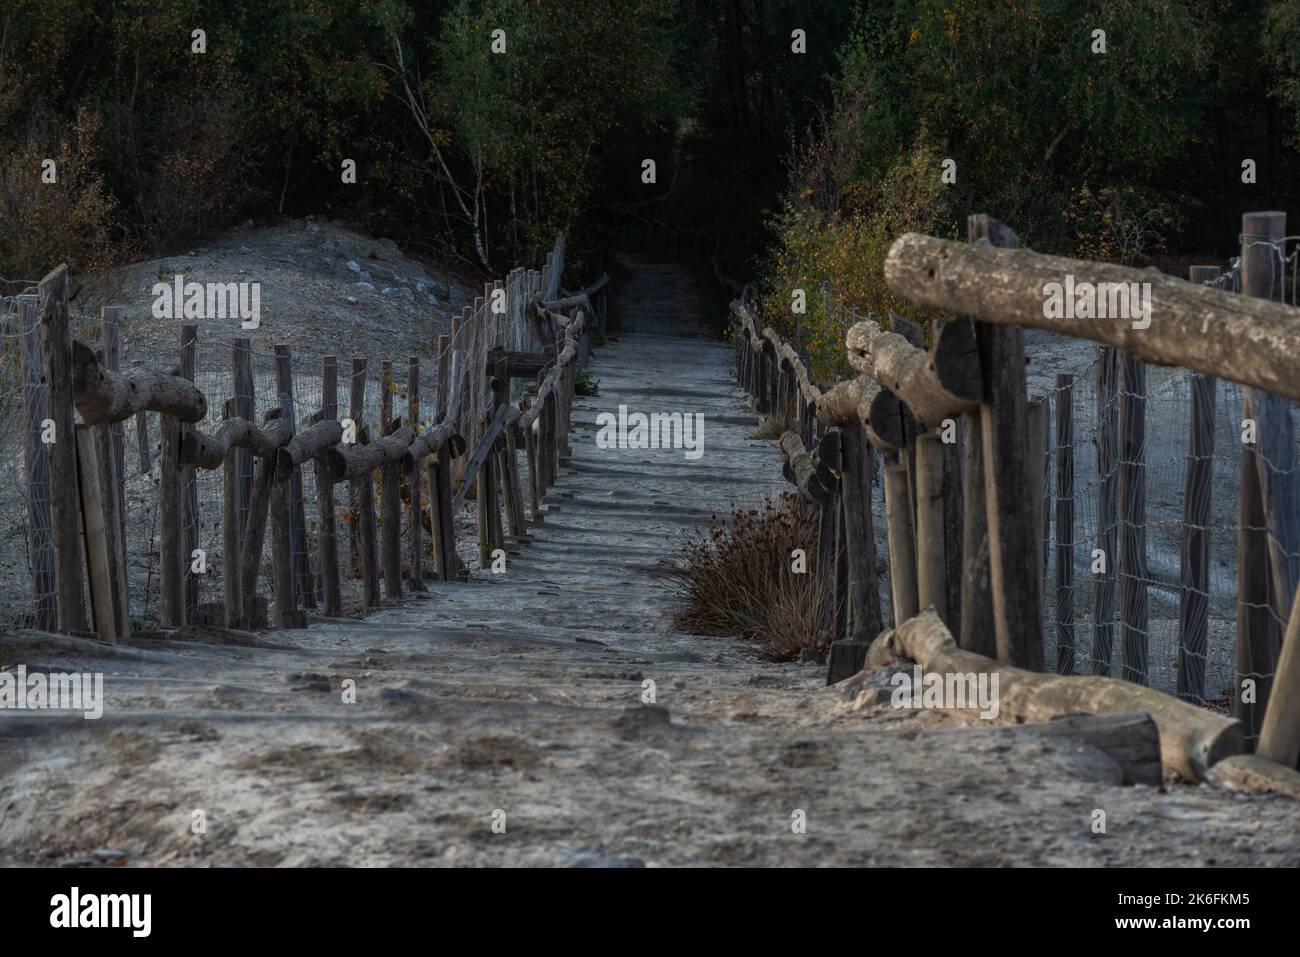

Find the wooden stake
[[970, 215, 1043, 670], [39, 265, 89, 633], [1054, 374, 1076, 674], [75, 425, 117, 641], [914, 432, 947, 620], [1178, 265, 1220, 702], [317, 356, 342, 617], [884, 461, 918, 626]]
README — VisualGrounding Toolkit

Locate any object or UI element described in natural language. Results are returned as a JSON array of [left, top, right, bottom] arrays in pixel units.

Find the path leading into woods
[[2, 256, 1299, 866]]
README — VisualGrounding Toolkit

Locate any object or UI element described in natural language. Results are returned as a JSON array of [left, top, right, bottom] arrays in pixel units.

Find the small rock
[[354, 281, 376, 292], [305, 222, 320, 233], [346, 259, 364, 273]]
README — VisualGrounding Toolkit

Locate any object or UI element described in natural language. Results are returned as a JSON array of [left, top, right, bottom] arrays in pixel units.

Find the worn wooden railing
[[733, 211, 1300, 793], [24, 235, 603, 644]]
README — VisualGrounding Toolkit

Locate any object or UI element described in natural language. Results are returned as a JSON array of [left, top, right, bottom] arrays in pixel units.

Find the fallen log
[[178, 416, 290, 470], [867, 609, 1243, 782], [72, 339, 206, 426], [884, 231, 1300, 404], [275, 419, 345, 482]]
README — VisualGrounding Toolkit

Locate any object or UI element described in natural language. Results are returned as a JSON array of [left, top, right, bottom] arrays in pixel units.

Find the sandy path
[[1, 257, 1297, 867]]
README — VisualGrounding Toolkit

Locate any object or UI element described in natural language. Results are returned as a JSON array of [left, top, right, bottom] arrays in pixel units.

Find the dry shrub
[[0, 106, 117, 278], [750, 406, 796, 440], [665, 493, 833, 661]]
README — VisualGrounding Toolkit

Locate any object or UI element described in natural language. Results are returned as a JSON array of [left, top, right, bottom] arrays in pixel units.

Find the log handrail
[[179, 416, 290, 469], [883, 230, 1300, 404], [72, 339, 207, 425]]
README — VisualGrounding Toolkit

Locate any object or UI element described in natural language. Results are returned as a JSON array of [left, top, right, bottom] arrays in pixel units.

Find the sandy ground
[[2, 258, 1298, 867], [75, 217, 481, 369]]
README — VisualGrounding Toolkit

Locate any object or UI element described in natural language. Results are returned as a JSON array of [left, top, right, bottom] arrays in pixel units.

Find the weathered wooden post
[[523, 396, 542, 521], [841, 421, 882, 639], [1094, 345, 1120, 675], [968, 215, 1043, 670], [359, 444, 381, 608], [276, 344, 314, 609], [348, 357, 367, 579], [222, 398, 242, 627], [1054, 374, 1076, 674], [269, 398, 298, 627], [959, 399, 994, 656], [20, 297, 56, 631], [74, 424, 118, 641], [884, 460, 918, 626], [435, 335, 451, 420], [38, 266, 89, 633], [232, 338, 255, 557], [316, 356, 343, 616], [98, 307, 129, 635], [1028, 396, 1049, 579], [158, 329, 185, 628], [180, 324, 200, 622], [914, 432, 947, 620], [379, 360, 403, 601], [239, 409, 284, 629], [543, 386, 558, 491], [941, 419, 963, 640], [1118, 354, 1148, 685], [1177, 265, 1220, 702], [1237, 210, 1295, 740], [407, 355, 427, 593]]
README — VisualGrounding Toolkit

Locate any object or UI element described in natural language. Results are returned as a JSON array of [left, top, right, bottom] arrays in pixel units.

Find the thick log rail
[[24, 233, 589, 643], [734, 210, 1300, 790]]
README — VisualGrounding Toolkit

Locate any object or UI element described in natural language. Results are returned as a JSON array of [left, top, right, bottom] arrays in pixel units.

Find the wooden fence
[[19, 234, 609, 641], [733, 210, 1300, 790]]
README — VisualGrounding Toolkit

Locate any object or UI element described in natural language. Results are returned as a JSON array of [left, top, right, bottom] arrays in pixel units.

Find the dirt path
[[2, 256, 1298, 867]]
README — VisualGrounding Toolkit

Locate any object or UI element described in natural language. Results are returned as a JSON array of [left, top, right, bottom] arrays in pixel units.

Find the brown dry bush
[[664, 493, 833, 661], [0, 106, 117, 279]]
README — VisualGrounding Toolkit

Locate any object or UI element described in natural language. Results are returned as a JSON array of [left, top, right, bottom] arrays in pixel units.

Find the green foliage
[[758, 131, 953, 380], [834, 0, 1207, 247]]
